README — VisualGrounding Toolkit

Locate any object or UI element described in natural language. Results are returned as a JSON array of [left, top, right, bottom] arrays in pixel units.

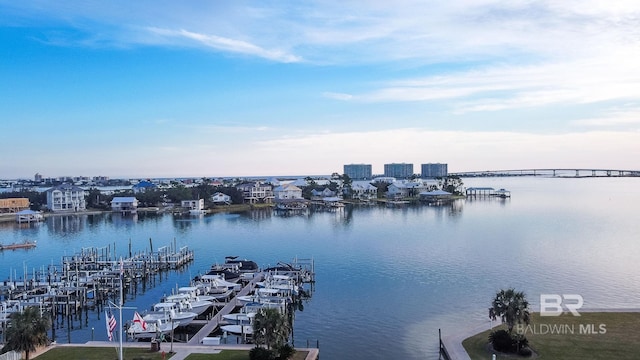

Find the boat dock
[[0, 241, 194, 342], [187, 273, 264, 345], [0, 242, 36, 251]]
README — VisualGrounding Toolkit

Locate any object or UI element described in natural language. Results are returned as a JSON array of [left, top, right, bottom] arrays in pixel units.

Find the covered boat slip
[[465, 187, 511, 197], [15, 209, 44, 223]]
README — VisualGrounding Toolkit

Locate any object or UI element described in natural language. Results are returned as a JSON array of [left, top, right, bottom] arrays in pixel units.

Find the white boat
[[236, 294, 289, 314], [257, 274, 301, 296], [222, 312, 255, 325], [127, 317, 178, 339], [241, 301, 286, 314], [177, 286, 218, 303], [162, 293, 212, 315], [197, 274, 241, 292], [142, 302, 197, 327], [221, 324, 253, 335]]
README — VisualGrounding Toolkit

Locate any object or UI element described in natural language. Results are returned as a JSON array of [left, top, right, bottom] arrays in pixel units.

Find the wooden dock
[[0, 242, 36, 251], [187, 273, 264, 345]]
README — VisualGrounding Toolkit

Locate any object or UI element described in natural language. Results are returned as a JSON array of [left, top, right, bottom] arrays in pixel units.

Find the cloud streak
[[146, 27, 301, 63]]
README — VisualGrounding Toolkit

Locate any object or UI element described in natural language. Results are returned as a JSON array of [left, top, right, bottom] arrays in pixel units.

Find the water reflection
[[46, 214, 86, 235], [110, 212, 139, 227], [0, 178, 638, 359]]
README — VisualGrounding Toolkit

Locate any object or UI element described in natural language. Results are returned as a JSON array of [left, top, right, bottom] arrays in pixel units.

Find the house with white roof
[[387, 180, 431, 199], [351, 181, 378, 200], [311, 188, 336, 200], [273, 183, 303, 200], [181, 199, 205, 212], [211, 192, 231, 205], [273, 183, 307, 210], [111, 197, 138, 213]]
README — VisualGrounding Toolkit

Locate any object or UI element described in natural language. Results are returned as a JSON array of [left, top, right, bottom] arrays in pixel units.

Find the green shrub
[[276, 343, 296, 359], [489, 330, 513, 352], [489, 330, 531, 355], [250, 346, 275, 360]]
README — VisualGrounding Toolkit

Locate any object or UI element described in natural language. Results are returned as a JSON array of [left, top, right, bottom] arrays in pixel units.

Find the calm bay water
[[1, 176, 639, 359]]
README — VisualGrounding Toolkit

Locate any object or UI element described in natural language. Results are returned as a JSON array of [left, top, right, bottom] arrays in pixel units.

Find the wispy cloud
[[4, 1, 639, 65], [327, 50, 640, 114], [322, 92, 353, 101], [571, 106, 640, 129], [146, 27, 301, 63], [192, 124, 272, 134]]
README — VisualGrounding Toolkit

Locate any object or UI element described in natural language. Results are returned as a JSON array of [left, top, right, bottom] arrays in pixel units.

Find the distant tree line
[[89, 184, 245, 209], [0, 174, 464, 211]]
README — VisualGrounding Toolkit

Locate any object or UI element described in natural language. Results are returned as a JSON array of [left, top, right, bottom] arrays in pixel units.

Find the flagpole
[[119, 257, 123, 360]]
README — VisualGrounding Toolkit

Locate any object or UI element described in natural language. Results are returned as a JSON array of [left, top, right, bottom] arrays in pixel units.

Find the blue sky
[[1, 1, 639, 179]]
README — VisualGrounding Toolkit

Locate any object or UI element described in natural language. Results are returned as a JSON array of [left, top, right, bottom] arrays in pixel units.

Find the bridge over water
[[450, 168, 640, 178]]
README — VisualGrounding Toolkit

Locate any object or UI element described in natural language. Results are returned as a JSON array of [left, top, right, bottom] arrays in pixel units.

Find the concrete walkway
[[441, 321, 495, 360]]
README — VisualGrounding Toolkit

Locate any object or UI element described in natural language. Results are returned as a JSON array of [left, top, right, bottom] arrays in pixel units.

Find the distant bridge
[[449, 168, 640, 178]]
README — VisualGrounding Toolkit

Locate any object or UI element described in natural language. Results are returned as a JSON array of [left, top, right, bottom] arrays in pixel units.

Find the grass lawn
[[463, 312, 640, 359], [184, 350, 309, 360], [34, 347, 170, 360], [33, 347, 309, 360]]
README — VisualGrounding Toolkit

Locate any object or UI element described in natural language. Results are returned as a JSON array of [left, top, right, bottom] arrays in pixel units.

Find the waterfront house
[[273, 183, 303, 200], [181, 199, 205, 212], [236, 182, 274, 204], [273, 183, 306, 209], [311, 188, 336, 200], [211, 192, 231, 205], [111, 197, 139, 214], [351, 181, 378, 200], [46, 184, 87, 212], [387, 181, 430, 199]]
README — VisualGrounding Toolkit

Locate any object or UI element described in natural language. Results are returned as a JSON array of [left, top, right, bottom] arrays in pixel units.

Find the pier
[[0, 242, 194, 343], [452, 168, 640, 177], [0, 242, 36, 251], [188, 273, 264, 345]]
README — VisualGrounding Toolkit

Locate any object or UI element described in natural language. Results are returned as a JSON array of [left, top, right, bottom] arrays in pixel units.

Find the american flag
[[106, 310, 117, 341]]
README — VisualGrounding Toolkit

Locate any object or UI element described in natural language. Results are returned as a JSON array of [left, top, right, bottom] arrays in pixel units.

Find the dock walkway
[[187, 273, 264, 345]]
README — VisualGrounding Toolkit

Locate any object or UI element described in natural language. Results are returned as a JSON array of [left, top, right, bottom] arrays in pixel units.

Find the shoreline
[[0, 204, 276, 223]]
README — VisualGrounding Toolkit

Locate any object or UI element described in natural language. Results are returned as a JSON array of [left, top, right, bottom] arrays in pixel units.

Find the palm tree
[[489, 288, 531, 334], [252, 307, 291, 351], [3, 307, 51, 360]]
